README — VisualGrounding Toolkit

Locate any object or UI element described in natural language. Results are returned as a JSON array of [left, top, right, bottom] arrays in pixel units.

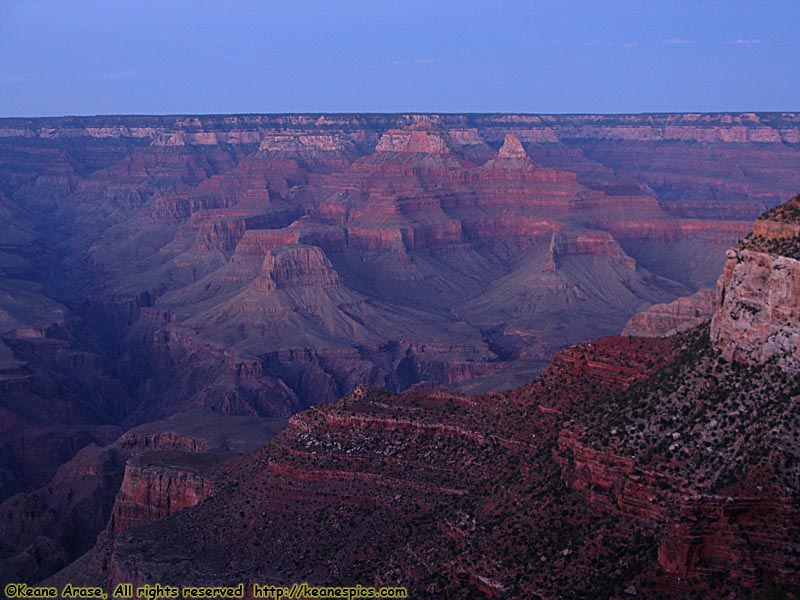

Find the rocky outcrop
[[374, 127, 450, 154], [262, 245, 342, 289], [497, 133, 527, 159], [710, 197, 800, 371], [623, 288, 716, 337], [257, 133, 351, 153], [710, 248, 799, 370], [106, 454, 216, 536], [739, 194, 800, 258], [550, 229, 636, 268]]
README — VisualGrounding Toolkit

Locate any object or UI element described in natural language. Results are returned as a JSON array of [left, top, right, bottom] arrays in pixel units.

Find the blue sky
[[0, 0, 797, 116]]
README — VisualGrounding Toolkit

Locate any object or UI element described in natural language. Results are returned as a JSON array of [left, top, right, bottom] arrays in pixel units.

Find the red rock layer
[[554, 430, 799, 587], [106, 455, 216, 536]]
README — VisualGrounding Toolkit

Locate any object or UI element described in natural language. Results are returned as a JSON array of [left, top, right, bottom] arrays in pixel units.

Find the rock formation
[[711, 195, 800, 371], [623, 288, 717, 337], [106, 454, 216, 536], [497, 133, 527, 159], [374, 127, 450, 154]]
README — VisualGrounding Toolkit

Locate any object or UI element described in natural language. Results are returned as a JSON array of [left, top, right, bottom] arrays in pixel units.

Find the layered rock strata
[[623, 288, 717, 337], [711, 195, 800, 371]]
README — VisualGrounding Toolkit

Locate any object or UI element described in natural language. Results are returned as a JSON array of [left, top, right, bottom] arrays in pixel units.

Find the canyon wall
[[106, 455, 216, 536]]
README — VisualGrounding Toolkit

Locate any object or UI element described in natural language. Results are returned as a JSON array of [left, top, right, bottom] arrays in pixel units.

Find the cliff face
[[106, 454, 216, 536], [711, 195, 800, 371]]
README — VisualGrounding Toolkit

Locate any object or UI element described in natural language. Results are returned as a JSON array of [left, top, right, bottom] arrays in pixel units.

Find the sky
[[0, 0, 798, 117]]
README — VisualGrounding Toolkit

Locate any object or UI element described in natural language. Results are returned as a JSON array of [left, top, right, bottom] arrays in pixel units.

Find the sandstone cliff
[[106, 452, 217, 536], [711, 195, 800, 371]]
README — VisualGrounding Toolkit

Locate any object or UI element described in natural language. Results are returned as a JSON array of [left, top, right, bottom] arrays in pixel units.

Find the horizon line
[[1, 109, 798, 121]]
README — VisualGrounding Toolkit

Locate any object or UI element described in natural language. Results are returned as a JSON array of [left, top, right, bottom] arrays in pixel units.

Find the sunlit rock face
[[711, 196, 800, 372]]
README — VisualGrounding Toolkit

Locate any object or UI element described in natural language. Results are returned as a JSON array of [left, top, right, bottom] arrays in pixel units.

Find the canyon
[[46, 195, 800, 598], [0, 113, 799, 595]]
